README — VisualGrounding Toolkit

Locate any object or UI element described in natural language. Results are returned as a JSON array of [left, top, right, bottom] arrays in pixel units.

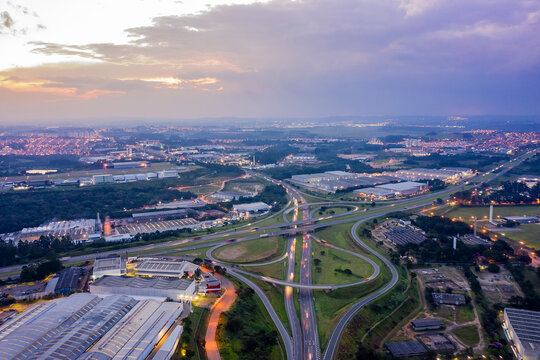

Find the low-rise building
[[199, 273, 221, 294], [92, 174, 114, 184], [411, 318, 444, 331], [503, 308, 540, 360], [375, 181, 428, 196], [385, 340, 427, 357], [233, 202, 271, 217], [134, 259, 199, 278], [92, 256, 126, 280], [518, 175, 540, 188], [90, 275, 196, 300], [432, 293, 466, 305]]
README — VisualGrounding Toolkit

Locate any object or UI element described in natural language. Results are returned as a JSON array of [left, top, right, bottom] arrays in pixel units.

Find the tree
[[487, 263, 500, 273], [314, 258, 321, 266], [194, 268, 202, 278]]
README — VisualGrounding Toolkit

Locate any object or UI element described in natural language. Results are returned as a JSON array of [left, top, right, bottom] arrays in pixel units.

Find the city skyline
[[1, 0, 540, 124]]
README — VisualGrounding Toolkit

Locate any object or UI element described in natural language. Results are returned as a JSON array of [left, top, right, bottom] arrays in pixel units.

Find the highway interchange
[[0, 148, 537, 359]]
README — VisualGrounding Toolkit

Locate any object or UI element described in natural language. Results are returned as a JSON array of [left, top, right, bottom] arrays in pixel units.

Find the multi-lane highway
[[0, 148, 536, 360]]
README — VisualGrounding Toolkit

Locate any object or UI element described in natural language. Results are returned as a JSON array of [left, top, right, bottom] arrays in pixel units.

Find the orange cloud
[[121, 76, 219, 89], [0, 77, 125, 99]]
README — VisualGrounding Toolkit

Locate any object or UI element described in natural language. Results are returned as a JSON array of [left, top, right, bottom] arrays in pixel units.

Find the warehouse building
[[233, 202, 271, 217], [375, 181, 428, 196], [353, 187, 396, 200], [90, 275, 196, 300], [394, 167, 473, 182], [92, 174, 114, 184], [411, 318, 444, 331], [79, 299, 182, 360], [432, 293, 466, 305], [0, 293, 184, 360], [92, 256, 126, 280], [385, 340, 426, 357], [134, 259, 199, 278], [503, 308, 540, 360]]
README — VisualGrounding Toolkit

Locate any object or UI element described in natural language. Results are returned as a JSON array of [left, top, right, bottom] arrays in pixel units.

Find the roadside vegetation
[[217, 280, 282, 360]]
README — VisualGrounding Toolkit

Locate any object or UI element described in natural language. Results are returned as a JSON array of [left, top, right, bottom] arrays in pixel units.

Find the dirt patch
[[215, 246, 248, 261]]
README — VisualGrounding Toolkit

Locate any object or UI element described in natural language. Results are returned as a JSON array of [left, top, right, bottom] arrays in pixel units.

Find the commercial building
[[199, 273, 221, 294], [411, 318, 444, 331], [0, 293, 184, 360], [90, 275, 196, 300], [134, 259, 199, 278], [503, 308, 540, 360], [92, 256, 126, 280], [432, 293, 466, 305], [385, 340, 426, 357]]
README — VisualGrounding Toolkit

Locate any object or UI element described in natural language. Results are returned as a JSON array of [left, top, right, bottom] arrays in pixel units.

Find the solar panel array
[[385, 227, 427, 246]]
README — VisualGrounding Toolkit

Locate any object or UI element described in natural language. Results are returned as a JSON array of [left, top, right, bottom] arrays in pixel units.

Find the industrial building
[[157, 170, 179, 178], [354, 181, 427, 199], [115, 217, 199, 235], [290, 171, 398, 193], [411, 318, 444, 331], [16, 218, 101, 243], [503, 216, 540, 224], [503, 308, 540, 360], [0, 293, 184, 360], [385, 227, 427, 246], [132, 209, 188, 220], [385, 340, 426, 357], [92, 174, 114, 184], [393, 167, 473, 182], [432, 293, 466, 305], [90, 275, 196, 300], [353, 187, 396, 200], [375, 181, 428, 196], [134, 259, 199, 278], [233, 202, 271, 217], [93, 256, 126, 280], [79, 300, 182, 360]]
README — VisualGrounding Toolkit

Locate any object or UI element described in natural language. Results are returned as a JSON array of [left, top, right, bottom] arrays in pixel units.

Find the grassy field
[[167, 246, 216, 259], [502, 223, 540, 249], [313, 206, 353, 219], [250, 277, 290, 337], [311, 241, 373, 285], [241, 259, 287, 280], [452, 324, 480, 347], [213, 236, 285, 263], [313, 253, 393, 349], [456, 304, 476, 323], [444, 205, 540, 220]]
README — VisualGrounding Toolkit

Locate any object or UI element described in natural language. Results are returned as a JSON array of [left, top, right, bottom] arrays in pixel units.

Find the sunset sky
[[1, 0, 539, 125]]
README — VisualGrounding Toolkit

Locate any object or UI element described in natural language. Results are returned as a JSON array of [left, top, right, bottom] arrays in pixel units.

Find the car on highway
[[226, 239, 237, 242]]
